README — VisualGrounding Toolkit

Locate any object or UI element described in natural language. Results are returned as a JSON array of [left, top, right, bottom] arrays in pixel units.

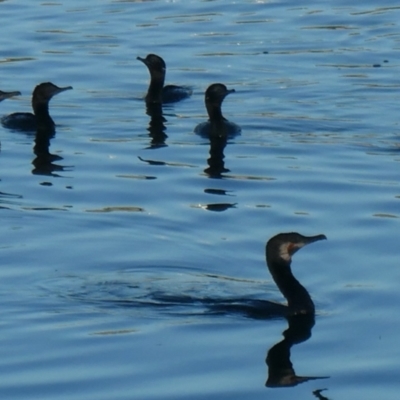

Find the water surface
[[1, 1, 400, 399]]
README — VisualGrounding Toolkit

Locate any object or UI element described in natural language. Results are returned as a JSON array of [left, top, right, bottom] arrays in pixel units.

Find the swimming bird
[[266, 232, 327, 315], [0, 90, 21, 102], [1, 82, 72, 132], [200, 232, 326, 319], [194, 83, 241, 137], [137, 54, 192, 104]]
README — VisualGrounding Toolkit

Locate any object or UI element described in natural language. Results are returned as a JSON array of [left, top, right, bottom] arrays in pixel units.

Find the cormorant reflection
[[32, 126, 68, 176], [266, 313, 328, 387], [313, 389, 330, 399], [205, 132, 229, 177], [145, 103, 167, 149], [264, 232, 329, 388]]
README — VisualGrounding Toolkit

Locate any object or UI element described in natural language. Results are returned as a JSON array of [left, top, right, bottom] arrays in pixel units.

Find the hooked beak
[[56, 86, 73, 94], [137, 56, 147, 65], [288, 233, 326, 257], [303, 234, 327, 245]]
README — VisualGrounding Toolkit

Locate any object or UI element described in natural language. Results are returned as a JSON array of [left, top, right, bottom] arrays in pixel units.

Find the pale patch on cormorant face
[[278, 242, 305, 262]]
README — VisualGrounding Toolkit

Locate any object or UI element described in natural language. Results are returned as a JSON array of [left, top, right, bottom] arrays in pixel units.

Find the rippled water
[[1, 1, 400, 399]]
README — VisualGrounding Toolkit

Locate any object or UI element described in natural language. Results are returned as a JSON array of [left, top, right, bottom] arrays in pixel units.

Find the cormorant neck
[[268, 259, 315, 315], [206, 102, 225, 122], [145, 77, 165, 104], [32, 101, 55, 127]]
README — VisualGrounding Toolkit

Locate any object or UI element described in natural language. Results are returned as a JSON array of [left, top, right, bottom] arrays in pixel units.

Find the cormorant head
[[267, 232, 327, 265], [137, 54, 166, 78], [32, 82, 73, 104], [205, 83, 235, 108], [0, 90, 21, 102]]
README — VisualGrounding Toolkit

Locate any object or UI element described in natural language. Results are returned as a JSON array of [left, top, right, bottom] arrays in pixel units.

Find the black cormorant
[[137, 54, 192, 104], [1, 82, 72, 132], [194, 83, 241, 137], [266, 232, 327, 315]]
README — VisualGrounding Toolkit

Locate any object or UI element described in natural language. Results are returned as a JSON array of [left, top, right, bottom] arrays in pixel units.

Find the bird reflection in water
[[313, 389, 330, 399], [32, 125, 67, 177], [205, 132, 229, 177], [264, 232, 329, 388], [144, 103, 167, 149], [266, 313, 328, 387]]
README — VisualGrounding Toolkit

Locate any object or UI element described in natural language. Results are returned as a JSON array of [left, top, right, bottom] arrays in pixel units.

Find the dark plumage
[[266, 232, 327, 315], [194, 83, 241, 137], [137, 54, 192, 104], [1, 82, 72, 132]]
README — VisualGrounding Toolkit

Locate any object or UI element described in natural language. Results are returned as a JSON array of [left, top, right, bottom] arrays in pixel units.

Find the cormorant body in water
[[0, 90, 21, 102], [1, 82, 72, 132], [200, 231, 326, 319], [137, 54, 192, 104], [194, 83, 241, 138], [266, 232, 326, 315], [265, 232, 329, 387]]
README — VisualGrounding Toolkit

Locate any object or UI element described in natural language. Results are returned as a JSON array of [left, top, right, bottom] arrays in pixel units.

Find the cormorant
[[266, 232, 327, 315], [194, 83, 241, 137], [1, 82, 72, 132], [137, 54, 192, 104]]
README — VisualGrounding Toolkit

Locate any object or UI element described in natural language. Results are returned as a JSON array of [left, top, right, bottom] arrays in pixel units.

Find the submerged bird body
[[0, 90, 21, 102], [1, 82, 72, 132], [266, 232, 326, 315], [194, 83, 241, 137], [137, 54, 192, 104]]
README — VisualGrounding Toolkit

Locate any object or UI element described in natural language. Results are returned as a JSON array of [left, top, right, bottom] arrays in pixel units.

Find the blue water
[[1, 1, 400, 399]]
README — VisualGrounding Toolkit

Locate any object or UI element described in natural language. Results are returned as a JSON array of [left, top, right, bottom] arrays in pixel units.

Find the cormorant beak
[[57, 86, 73, 94], [0, 91, 21, 101], [137, 56, 147, 65], [223, 88, 235, 99], [303, 234, 327, 245], [48, 86, 72, 98], [287, 234, 326, 258]]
